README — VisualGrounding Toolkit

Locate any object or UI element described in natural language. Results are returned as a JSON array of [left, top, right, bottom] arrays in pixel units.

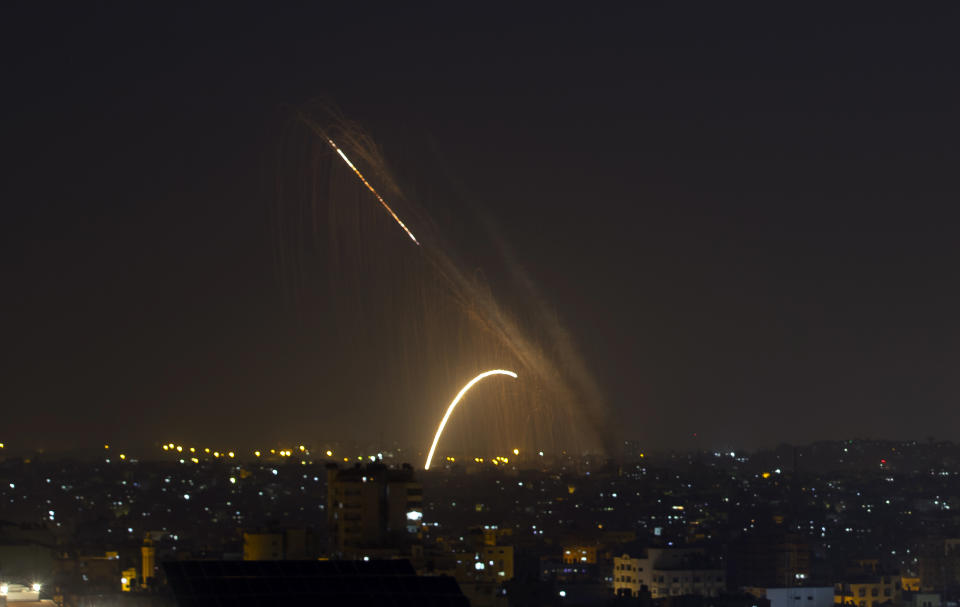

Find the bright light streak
[[325, 138, 420, 246], [424, 369, 517, 470]]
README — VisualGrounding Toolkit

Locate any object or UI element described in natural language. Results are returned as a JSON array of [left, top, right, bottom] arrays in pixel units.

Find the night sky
[[4, 5, 960, 453]]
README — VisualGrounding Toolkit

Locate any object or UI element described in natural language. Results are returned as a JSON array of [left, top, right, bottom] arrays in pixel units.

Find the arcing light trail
[[324, 137, 420, 246], [424, 369, 518, 470]]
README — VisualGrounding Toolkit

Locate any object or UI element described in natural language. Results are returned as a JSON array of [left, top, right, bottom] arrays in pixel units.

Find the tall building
[[326, 462, 422, 558]]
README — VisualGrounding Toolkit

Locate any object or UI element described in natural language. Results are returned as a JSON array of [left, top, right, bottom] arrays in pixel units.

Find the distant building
[[243, 532, 283, 560], [563, 545, 598, 565], [141, 536, 156, 588], [480, 545, 514, 582], [121, 567, 137, 592], [325, 463, 422, 558], [459, 525, 515, 583], [0, 521, 57, 592], [834, 576, 901, 607], [730, 533, 812, 588], [466, 525, 513, 550], [753, 586, 835, 607], [242, 527, 313, 561], [1, 583, 42, 603], [53, 552, 122, 603], [902, 576, 921, 592], [919, 538, 960, 592], [903, 591, 941, 607], [613, 548, 725, 598], [659, 594, 771, 607]]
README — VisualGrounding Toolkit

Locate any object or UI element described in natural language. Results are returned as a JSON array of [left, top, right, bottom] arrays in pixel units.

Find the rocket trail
[[325, 137, 420, 246], [424, 369, 518, 470], [288, 106, 613, 457]]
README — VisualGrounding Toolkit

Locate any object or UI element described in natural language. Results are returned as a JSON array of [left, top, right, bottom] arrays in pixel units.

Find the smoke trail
[[278, 103, 613, 458]]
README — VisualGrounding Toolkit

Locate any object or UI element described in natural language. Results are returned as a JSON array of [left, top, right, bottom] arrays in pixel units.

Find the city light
[[1, 435, 955, 598]]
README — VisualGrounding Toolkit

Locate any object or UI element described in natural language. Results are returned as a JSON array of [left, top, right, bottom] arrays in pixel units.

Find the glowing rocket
[[424, 369, 518, 470]]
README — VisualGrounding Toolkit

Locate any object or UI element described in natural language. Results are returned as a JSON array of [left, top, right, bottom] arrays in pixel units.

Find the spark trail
[[424, 369, 518, 470], [324, 137, 420, 246], [283, 105, 616, 458]]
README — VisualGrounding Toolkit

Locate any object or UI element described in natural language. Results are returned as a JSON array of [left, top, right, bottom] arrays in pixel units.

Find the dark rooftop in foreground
[[163, 559, 469, 607]]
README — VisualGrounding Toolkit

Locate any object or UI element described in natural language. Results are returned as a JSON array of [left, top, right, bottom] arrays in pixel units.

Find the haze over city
[[4, 5, 959, 455]]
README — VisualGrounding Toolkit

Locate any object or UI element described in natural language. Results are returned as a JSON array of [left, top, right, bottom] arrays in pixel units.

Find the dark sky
[[3, 4, 960, 453]]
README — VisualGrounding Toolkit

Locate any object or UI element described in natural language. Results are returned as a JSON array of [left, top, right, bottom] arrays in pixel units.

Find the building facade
[[613, 548, 725, 598], [834, 576, 902, 607], [326, 463, 422, 557], [764, 586, 836, 607]]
